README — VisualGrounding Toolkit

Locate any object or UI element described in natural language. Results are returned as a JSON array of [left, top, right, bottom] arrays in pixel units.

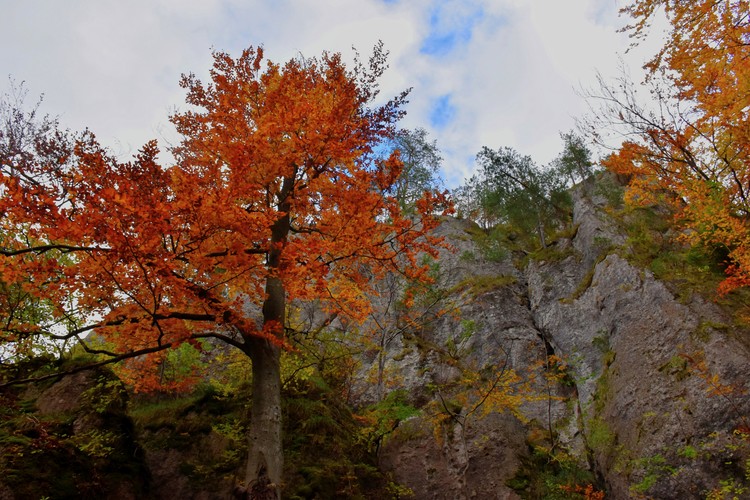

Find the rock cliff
[[370, 177, 750, 499]]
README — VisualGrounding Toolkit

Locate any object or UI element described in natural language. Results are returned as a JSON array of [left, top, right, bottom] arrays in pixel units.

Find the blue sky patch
[[430, 94, 456, 129], [420, 2, 484, 56]]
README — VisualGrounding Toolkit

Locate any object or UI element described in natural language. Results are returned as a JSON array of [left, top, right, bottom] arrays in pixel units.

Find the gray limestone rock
[[373, 179, 750, 499]]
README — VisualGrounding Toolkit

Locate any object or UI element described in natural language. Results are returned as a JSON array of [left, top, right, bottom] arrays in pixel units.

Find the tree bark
[[241, 179, 293, 499], [243, 336, 283, 499], [536, 212, 547, 249]]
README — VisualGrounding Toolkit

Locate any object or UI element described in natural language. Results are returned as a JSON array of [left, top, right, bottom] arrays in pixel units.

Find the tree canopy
[[455, 136, 584, 249], [0, 45, 447, 496], [381, 127, 444, 212], [592, 0, 750, 294]]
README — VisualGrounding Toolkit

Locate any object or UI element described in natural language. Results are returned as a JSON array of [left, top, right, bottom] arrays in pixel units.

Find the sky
[[0, 0, 661, 188]]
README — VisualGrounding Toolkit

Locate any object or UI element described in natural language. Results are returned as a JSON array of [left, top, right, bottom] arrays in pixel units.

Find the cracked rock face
[[361, 218, 581, 499], [369, 181, 750, 499], [526, 186, 750, 499]]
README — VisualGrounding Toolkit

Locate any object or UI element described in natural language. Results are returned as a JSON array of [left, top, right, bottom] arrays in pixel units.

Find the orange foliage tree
[[0, 45, 446, 497], [587, 0, 750, 293]]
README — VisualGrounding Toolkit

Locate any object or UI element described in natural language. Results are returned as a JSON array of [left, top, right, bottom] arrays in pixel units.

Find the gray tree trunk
[[244, 336, 283, 499], [240, 179, 293, 499]]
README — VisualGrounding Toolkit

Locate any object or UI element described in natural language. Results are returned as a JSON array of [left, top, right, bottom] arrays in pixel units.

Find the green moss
[[629, 454, 676, 495], [505, 474, 531, 491], [527, 245, 577, 267], [588, 417, 616, 452], [632, 471, 658, 494], [385, 480, 415, 498], [560, 266, 597, 304], [573, 267, 596, 300], [591, 332, 610, 353], [451, 274, 517, 297], [592, 361, 611, 414], [553, 223, 580, 241], [693, 320, 730, 342], [678, 444, 699, 460], [658, 355, 691, 381], [602, 350, 616, 367], [128, 392, 205, 432], [593, 235, 614, 253], [459, 249, 476, 262], [391, 347, 412, 362], [129, 387, 244, 481]]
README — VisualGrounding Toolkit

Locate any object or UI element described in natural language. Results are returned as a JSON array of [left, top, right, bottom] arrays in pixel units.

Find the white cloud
[[1, 0, 654, 186]]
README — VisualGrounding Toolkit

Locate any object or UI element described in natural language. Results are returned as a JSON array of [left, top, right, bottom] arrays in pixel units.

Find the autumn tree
[[0, 45, 446, 498], [586, 0, 750, 294], [0, 80, 78, 364]]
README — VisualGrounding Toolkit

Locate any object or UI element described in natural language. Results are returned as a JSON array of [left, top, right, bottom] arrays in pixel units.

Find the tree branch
[[0, 244, 110, 256]]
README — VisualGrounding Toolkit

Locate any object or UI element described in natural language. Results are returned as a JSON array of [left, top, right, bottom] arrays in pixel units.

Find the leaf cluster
[[590, 0, 750, 297]]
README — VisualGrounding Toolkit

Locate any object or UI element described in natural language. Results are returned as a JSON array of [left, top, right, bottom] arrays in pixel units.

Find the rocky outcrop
[[373, 178, 750, 499], [368, 218, 584, 499], [0, 368, 148, 499], [527, 184, 750, 499], [0, 367, 252, 499]]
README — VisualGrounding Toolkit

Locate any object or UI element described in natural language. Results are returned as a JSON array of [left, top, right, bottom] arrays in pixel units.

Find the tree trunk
[[234, 178, 294, 499], [239, 180, 293, 499], [536, 213, 547, 249], [243, 336, 283, 500]]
